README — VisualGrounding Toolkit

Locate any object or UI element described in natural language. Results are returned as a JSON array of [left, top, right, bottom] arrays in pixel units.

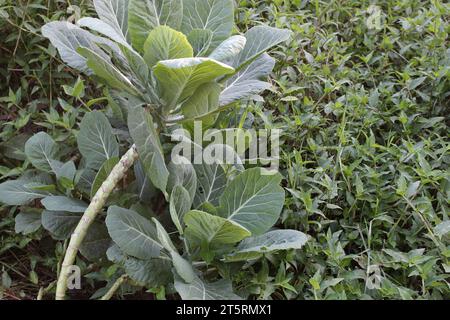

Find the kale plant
[[0, 0, 307, 300]]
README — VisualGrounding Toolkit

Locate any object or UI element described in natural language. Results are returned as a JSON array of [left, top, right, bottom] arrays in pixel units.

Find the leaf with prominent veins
[[182, 0, 234, 51], [128, 0, 183, 52], [175, 274, 242, 300], [234, 26, 292, 69], [225, 229, 308, 262], [94, 0, 129, 39], [78, 47, 139, 96], [41, 21, 115, 74], [209, 35, 246, 63], [106, 206, 163, 260], [193, 161, 227, 208], [218, 168, 285, 235], [143, 26, 193, 68], [77, 111, 119, 170], [219, 53, 275, 106], [24, 132, 60, 173], [153, 57, 234, 110], [128, 107, 169, 195], [184, 210, 251, 248]]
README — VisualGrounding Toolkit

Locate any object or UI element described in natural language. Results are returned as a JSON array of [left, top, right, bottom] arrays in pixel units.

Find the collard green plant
[[0, 0, 303, 300]]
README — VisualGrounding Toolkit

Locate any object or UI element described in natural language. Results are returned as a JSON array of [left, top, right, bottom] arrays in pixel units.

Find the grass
[[0, 0, 449, 299]]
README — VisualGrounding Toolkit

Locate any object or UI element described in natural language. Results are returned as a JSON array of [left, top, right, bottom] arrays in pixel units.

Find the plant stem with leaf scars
[[55, 145, 139, 300]]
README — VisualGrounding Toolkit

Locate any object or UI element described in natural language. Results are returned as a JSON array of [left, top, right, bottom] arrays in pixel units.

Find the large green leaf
[[41, 196, 88, 213], [41, 210, 82, 240], [225, 230, 308, 262], [174, 275, 242, 300], [77, 47, 139, 96], [181, 0, 234, 50], [77, 111, 119, 170], [234, 26, 292, 69], [187, 29, 213, 56], [169, 185, 191, 234], [128, 107, 169, 195], [78, 0, 129, 47], [106, 244, 172, 286], [167, 155, 197, 202], [91, 157, 120, 198], [180, 82, 221, 123], [24, 132, 60, 173], [153, 57, 234, 110], [218, 168, 285, 235], [184, 210, 251, 248], [15, 210, 41, 235], [134, 161, 155, 204], [95, 0, 129, 36], [209, 35, 246, 63], [219, 53, 275, 106], [78, 17, 129, 48], [128, 0, 183, 52], [193, 162, 226, 208], [0, 179, 51, 206], [106, 206, 163, 260], [80, 223, 111, 261], [125, 257, 173, 286], [41, 21, 114, 74], [143, 26, 193, 68]]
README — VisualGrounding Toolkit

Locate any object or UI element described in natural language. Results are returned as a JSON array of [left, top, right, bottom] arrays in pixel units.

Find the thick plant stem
[[55, 145, 139, 300]]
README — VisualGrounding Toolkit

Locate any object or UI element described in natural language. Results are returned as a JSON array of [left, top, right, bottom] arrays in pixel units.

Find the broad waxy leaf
[[182, 0, 234, 50], [154, 57, 234, 110], [209, 35, 246, 63], [124, 256, 173, 286], [41, 21, 113, 74], [41, 210, 82, 240], [106, 206, 163, 260], [91, 157, 120, 198], [24, 132, 59, 172], [78, 17, 130, 48], [128, 107, 169, 195], [220, 53, 275, 106], [143, 26, 193, 68], [175, 275, 242, 300], [78, 0, 129, 47], [234, 26, 292, 69], [180, 82, 221, 123], [128, 0, 183, 52], [106, 244, 173, 286], [167, 155, 197, 202], [0, 179, 51, 206], [169, 185, 191, 234], [134, 161, 155, 204], [41, 196, 88, 213], [187, 29, 213, 56], [218, 168, 285, 235], [77, 111, 119, 170], [15, 211, 41, 235], [225, 230, 308, 262], [79, 223, 111, 261], [95, 0, 129, 36], [77, 47, 139, 96], [193, 162, 226, 208], [76, 167, 97, 196], [184, 210, 251, 248]]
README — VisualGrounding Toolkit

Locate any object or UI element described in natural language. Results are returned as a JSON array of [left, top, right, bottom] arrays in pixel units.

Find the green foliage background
[[0, 0, 449, 299]]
